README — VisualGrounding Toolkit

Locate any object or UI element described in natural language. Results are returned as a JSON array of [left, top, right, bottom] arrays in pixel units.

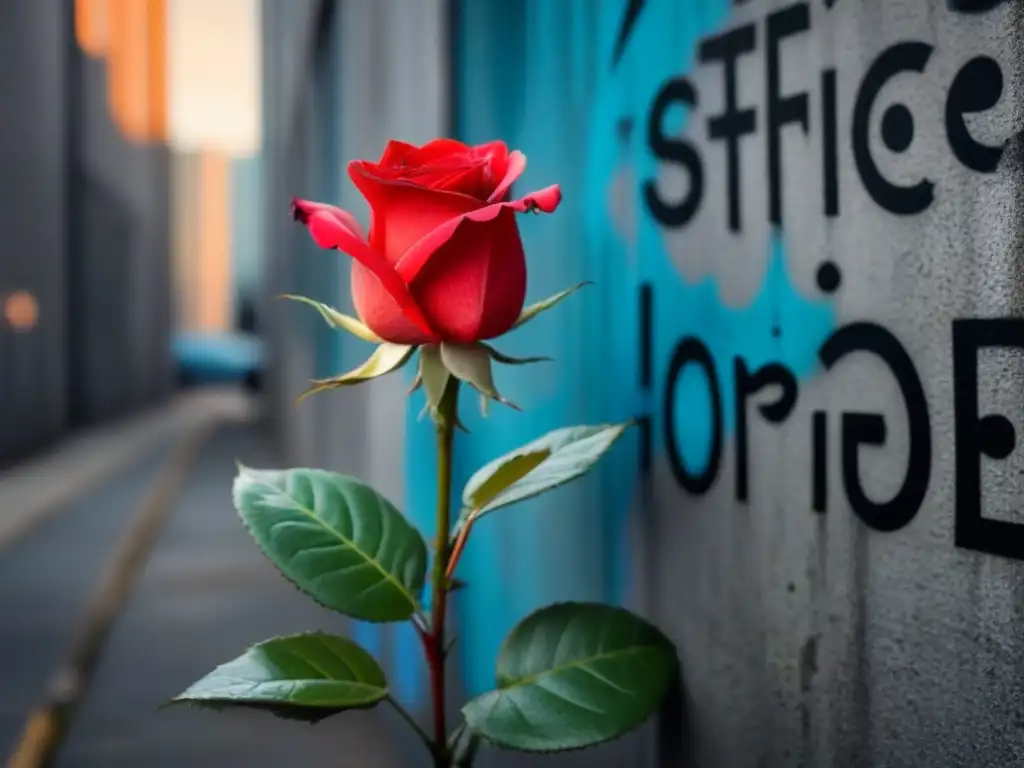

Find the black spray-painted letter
[[819, 323, 931, 531], [952, 319, 1023, 560]]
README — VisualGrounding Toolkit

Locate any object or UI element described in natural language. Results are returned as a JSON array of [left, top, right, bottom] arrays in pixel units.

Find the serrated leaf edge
[[232, 466, 425, 622]]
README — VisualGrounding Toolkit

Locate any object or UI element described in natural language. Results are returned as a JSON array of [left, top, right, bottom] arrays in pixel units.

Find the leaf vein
[[251, 478, 418, 613]]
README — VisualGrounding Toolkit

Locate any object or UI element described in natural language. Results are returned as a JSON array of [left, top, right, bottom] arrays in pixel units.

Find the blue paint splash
[[663, 233, 835, 473], [582, 0, 836, 479]]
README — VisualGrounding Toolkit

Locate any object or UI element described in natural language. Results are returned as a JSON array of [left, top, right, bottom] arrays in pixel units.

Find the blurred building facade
[[0, 0, 264, 462], [0, 1, 173, 464], [260, 0, 1024, 766]]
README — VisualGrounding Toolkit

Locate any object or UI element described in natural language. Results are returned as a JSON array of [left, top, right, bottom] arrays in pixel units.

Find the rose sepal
[[296, 343, 415, 404], [408, 341, 552, 422], [279, 294, 383, 343], [511, 282, 591, 330]]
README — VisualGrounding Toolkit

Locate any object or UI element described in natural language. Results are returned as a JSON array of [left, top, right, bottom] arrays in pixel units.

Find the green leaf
[[171, 632, 387, 722], [298, 343, 415, 403], [511, 282, 591, 330], [460, 423, 630, 523], [462, 602, 678, 752], [464, 450, 551, 512], [440, 342, 519, 411], [280, 294, 382, 343], [233, 466, 427, 622]]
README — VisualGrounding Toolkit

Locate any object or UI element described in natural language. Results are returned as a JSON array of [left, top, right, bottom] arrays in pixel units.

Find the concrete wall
[[262, 0, 1023, 764], [449, 0, 1023, 765], [259, 0, 322, 456], [327, 1, 454, 754], [606, 1, 1023, 766], [442, 5, 653, 765], [0, 1, 69, 462]]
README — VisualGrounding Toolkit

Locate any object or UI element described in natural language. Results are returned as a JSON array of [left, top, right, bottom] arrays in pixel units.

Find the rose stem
[[428, 379, 458, 765]]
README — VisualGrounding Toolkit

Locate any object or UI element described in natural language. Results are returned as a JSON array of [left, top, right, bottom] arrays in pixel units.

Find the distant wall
[[0, 1, 69, 462], [0, 1, 173, 461], [68, 46, 173, 426], [231, 154, 263, 318], [259, 0, 322, 454]]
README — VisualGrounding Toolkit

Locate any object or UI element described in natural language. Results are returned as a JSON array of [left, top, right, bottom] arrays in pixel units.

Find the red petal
[[378, 140, 418, 165], [351, 264, 438, 345], [516, 183, 561, 213], [292, 197, 438, 341], [470, 139, 509, 158], [348, 161, 480, 262], [487, 150, 527, 203], [413, 138, 472, 162], [412, 207, 525, 342], [349, 160, 480, 205], [395, 184, 563, 284], [291, 198, 367, 244], [367, 140, 522, 201]]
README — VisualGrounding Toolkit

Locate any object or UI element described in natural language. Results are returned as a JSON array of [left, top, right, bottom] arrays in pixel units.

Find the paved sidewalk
[[0, 388, 254, 553], [54, 422, 404, 767], [0, 392, 405, 767], [0, 442, 172, 758]]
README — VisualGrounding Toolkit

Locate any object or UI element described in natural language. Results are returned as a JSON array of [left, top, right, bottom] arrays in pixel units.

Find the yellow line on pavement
[[6, 420, 216, 768]]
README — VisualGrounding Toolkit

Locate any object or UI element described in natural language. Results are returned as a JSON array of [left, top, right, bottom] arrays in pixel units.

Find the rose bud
[[292, 138, 561, 346]]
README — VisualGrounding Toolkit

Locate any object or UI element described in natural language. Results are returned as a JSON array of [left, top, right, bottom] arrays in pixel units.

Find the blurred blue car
[[173, 331, 264, 391]]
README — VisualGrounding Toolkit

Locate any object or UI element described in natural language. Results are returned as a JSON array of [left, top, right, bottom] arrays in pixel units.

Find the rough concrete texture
[[623, 1, 1024, 765], [258, 0, 1024, 764]]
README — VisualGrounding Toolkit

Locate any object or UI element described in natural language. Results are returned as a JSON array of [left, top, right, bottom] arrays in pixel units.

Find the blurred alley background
[[1, 0, 1022, 767], [0, 1, 644, 766]]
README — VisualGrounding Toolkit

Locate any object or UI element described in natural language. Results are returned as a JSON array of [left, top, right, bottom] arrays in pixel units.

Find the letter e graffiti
[[953, 319, 1024, 560]]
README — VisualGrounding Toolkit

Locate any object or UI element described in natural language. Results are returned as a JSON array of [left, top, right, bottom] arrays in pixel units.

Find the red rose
[[292, 139, 561, 345]]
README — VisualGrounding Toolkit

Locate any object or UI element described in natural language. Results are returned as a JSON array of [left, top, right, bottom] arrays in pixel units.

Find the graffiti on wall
[[597, 0, 1022, 558]]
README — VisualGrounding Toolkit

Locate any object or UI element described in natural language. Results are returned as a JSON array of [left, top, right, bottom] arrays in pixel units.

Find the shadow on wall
[[659, 672, 695, 767]]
